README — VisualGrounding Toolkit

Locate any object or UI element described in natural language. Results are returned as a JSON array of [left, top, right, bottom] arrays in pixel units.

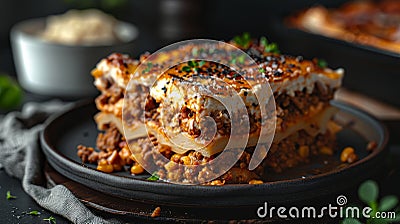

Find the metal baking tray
[[266, 1, 400, 107]]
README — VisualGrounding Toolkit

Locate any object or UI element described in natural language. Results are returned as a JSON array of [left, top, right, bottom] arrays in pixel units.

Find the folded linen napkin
[[0, 101, 120, 224]]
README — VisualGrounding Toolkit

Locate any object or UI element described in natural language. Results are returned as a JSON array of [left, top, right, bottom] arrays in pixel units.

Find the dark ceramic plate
[[40, 101, 388, 207]]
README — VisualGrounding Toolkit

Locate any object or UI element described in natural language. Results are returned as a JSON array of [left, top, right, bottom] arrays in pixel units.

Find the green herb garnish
[[182, 60, 205, 73], [188, 60, 198, 68], [0, 74, 23, 110], [43, 216, 56, 224], [264, 42, 280, 54], [191, 47, 198, 56], [233, 32, 251, 48], [198, 60, 206, 67], [259, 37, 280, 54], [182, 66, 192, 73], [260, 36, 268, 47], [147, 172, 160, 181], [317, 59, 328, 68], [27, 210, 41, 216], [229, 54, 246, 65], [259, 68, 265, 73], [6, 191, 16, 200], [142, 62, 153, 74], [341, 180, 400, 224]]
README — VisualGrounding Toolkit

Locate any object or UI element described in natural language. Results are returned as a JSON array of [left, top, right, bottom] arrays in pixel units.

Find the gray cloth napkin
[[0, 101, 120, 224]]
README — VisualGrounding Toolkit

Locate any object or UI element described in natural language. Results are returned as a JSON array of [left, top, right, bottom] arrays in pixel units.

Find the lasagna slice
[[83, 38, 344, 184]]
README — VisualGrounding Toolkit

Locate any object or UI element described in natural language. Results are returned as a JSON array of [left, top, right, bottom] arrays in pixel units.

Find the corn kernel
[[249, 179, 264, 184], [171, 154, 182, 163], [91, 68, 103, 78], [180, 156, 191, 165], [97, 164, 113, 173], [209, 180, 225, 186], [341, 147, 355, 162], [347, 153, 358, 164], [130, 164, 144, 174], [98, 158, 108, 166]]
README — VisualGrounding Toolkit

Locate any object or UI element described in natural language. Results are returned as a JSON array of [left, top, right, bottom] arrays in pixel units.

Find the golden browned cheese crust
[[288, 0, 400, 54]]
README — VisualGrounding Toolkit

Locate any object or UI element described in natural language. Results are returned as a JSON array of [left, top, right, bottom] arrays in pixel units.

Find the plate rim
[[40, 100, 389, 200]]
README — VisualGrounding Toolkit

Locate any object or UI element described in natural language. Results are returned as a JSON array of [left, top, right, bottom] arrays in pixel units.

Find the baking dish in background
[[267, 0, 400, 107]]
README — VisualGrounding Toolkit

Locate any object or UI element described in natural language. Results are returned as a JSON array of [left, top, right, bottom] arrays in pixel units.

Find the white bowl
[[10, 18, 138, 97]]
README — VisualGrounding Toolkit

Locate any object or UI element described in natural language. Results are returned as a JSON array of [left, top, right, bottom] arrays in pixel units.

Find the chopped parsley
[[191, 47, 198, 56], [264, 42, 280, 53], [188, 60, 198, 68], [43, 216, 56, 224], [27, 210, 41, 216], [182, 66, 192, 73], [198, 60, 206, 67], [182, 60, 205, 73], [258, 68, 265, 73], [259, 36, 280, 54], [147, 172, 160, 181], [230, 54, 246, 65], [142, 62, 153, 74], [6, 191, 16, 200], [317, 58, 328, 68], [260, 36, 268, 47], [233, 32, 251, 48]]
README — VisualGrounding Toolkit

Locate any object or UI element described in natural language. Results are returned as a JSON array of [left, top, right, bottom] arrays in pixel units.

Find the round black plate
[[40, 101, 388, 207]]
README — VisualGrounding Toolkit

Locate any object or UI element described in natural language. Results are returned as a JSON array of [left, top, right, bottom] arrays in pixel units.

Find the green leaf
[[182, 66, 192, 73], [233, 32, 251, 48], [341, 218, 362, 224], [265, 42, 280, 53], [370, 219, 389, 224], [147, 172, 159, 181], [142, 62, 153, 74], [188, 60, 197, 68], [260, 36, 268, 47], [317, 58, 328, 68], [379, 196, 399, 212], [358, 180, 379, 205], [191, 47, 198, 56], [384, 211, 400, 223], [0, 84, 23, 110], [6, 191, 17, 200], [259, 68, 265, 73], [0, 74, 23, 110], [198, 60, 206, 67], [0, 75, 12, 94], [43, 216, 56, 224], [27, 210, 41, 216], [237, 55, 246, 64]]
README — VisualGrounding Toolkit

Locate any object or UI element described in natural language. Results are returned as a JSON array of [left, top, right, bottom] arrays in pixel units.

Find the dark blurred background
[[1, 0, 399, 106], [0, 0, 348, 73]]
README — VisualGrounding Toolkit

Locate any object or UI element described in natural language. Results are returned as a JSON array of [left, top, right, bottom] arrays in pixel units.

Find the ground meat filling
[[128, 128, 336, 184], [77, 124, 141, 174], [275, 84, 335, 132], [96, 81, 150, 128], [144, 83, 334, 139], [96, 123, 123, 152]]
